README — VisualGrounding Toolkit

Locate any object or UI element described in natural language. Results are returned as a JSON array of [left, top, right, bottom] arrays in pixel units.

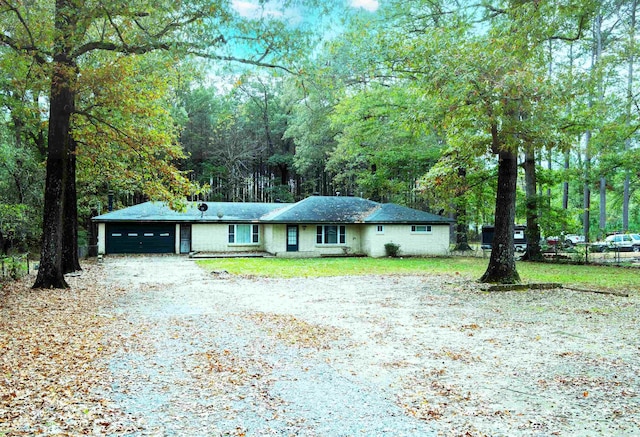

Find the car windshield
[[632, 234, 640, 240]]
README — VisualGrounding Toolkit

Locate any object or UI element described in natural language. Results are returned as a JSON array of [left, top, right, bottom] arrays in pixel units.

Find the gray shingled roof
[[364, 203, 453, 224], [93, 201, 290, 222], [93, 197, 453, 224], [263, 196, 379, 223]]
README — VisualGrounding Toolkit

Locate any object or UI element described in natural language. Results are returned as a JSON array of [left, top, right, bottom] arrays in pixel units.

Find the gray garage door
[[106, 223, 175, 254]]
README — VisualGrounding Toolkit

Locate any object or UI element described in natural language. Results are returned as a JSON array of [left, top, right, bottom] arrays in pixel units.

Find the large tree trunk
[[480, 149, 520, 284], [62, 139, 81, 274], [33, 0, 78, 289], [522, 147, 542, 261], [33, 60, 74, 289]]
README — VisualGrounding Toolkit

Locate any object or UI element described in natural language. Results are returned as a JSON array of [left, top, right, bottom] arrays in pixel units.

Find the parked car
[[564, 234, 585, 247], [545, 234, 585, 248], [481, 225, 528, 252], [546, 236, 560, 246], [590, 234, 640, 252]]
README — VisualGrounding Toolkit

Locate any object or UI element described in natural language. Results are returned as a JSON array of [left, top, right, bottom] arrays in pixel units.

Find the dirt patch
[[2, 256, 639, 436]]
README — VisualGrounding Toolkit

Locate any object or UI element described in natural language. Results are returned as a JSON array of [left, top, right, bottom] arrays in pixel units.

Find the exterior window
[[111, 233, 122, 237], [316, 225, 346, 244], [229, 224, 259, 244], [411, 225, 432, 234], [376, 225, 384, 234]]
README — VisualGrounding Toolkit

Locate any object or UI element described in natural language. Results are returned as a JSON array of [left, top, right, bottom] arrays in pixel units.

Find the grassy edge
[[196, 256, 640, 292]]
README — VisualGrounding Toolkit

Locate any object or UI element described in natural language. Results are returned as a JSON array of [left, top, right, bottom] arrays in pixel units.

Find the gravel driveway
[[101, 256, 640, 436]]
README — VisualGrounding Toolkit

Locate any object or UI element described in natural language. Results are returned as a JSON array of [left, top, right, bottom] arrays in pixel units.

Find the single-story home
[[93, 195, 453, 257]]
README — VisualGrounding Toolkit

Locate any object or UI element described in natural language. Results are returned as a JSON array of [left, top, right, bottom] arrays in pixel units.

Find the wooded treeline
[[1, 0, 639, 286]]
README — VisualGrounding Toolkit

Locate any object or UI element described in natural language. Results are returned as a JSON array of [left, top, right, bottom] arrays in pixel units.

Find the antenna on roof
[[198, 203, 208, 218]]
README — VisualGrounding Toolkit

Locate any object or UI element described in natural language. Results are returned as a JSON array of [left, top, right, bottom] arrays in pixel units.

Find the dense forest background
[[1, 0, 640, 257]]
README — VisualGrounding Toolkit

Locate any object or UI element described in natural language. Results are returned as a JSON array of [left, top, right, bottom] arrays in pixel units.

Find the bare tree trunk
[[623, 1, 637, 231], [599, 177, 606, 236], [454, 167, 472, 251], [33, 58, 75, 289], [563, 150, 570, 210], [596, 13, 605, 238], [522, 147, 542, 261], [563, 44, 575, 212], [62, 139, 81, 274], [546, 148, 552, 206], [33, 0, 79, 288], [623, 173, 631, 231], [480, 149, 520, 284], [583, 14, 602, 244], [584, 130, 591, 244]]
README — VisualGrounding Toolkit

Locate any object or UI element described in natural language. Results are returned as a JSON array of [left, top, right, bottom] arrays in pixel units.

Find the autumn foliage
[[0, 265, 133, 434]]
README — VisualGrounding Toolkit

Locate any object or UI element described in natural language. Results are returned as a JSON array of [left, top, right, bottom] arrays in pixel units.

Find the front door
[[180, 224, 191, 254], [286, 225, 298, 252]]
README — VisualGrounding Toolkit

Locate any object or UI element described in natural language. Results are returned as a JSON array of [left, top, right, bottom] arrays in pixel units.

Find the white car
[[564, 234, 585, 247], [591, 234, 640, 252]]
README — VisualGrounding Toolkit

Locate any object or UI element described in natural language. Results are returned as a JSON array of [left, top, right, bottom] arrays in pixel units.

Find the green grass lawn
[[197, 256, 640, 291]]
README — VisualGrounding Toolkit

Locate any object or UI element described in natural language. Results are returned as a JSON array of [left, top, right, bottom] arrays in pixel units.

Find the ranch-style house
[[93, 195, 453, 257]]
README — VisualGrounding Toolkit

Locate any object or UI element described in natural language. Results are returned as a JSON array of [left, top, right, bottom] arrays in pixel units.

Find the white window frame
[[376, 225, 385, 234], [411, 225, 432, 234], [228, 224, 260, 245], [316, 225, 346, 245]]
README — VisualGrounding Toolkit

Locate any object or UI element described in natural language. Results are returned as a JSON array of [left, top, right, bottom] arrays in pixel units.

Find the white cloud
[[232, 0, 302, 22], [350, 0, 379, 12]]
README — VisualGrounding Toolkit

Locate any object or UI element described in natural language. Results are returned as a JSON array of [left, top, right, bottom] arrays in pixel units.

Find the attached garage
[[106, 223, 175, 254]]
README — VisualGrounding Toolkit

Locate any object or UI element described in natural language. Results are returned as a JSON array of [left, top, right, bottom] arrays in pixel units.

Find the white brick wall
[[191, 223, 265, 253], [363, 224, 450, 257]]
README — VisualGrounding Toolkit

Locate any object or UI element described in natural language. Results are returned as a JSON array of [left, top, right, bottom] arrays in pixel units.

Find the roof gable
[[364, 203, 453, 224]]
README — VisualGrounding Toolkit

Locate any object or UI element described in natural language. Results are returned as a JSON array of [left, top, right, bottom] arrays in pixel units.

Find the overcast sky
[[205, 0, 380, 90], [349, 0, 379, 12], [231, 0, 379, 23]]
